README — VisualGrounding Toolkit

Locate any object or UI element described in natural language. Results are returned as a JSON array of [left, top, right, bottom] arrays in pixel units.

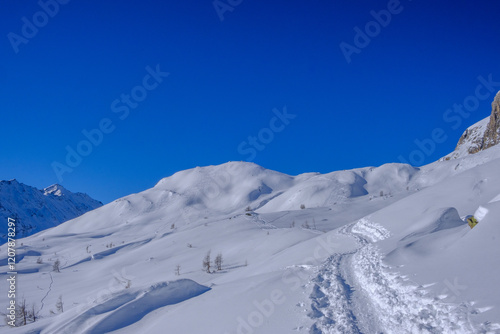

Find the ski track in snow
[[309, 218, 500, 334], [39, 272, 54, 312]]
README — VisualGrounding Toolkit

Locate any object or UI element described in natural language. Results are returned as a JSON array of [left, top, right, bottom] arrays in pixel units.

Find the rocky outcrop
[[450, 91, 500, 159], [482, 91, 500, 150], [455, 118, 490, 155]]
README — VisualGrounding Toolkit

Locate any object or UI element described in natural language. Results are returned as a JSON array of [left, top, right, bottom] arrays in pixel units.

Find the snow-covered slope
[[0, 180, 102, 243], [2, 146, 500, 333]]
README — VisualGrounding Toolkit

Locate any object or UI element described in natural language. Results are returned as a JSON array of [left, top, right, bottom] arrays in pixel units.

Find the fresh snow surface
[[2, 145, 500, 333], [0, 181, 102, 243]]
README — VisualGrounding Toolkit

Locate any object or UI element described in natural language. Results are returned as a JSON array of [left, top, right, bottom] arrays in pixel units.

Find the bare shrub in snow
[[13, 299, 38, 326], [17, 298, 27, 326], [55, 295, 64, 313], [215, 253, 223, 271], [203, 251, 211, 273], [53, 259, 61, 272]]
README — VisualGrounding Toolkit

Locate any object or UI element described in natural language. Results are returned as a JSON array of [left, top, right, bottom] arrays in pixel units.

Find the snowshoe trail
[[308, 218, 498, 334], [309, 253, 361, 334], [308, 222, 366, 334]]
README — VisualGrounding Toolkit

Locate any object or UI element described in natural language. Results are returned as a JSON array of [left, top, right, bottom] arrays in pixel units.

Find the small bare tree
[[17, 299, 27, 326], [215, 253, 223, 271], [53, 259, 61, 273], [27, 304, 39, 323], [202, 251, 211, 273], [55, 295, 64, 313]]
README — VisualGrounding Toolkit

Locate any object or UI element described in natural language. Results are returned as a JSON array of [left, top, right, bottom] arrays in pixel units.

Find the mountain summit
[[0, 180, 102, 242], [43, 184, 71, 197]]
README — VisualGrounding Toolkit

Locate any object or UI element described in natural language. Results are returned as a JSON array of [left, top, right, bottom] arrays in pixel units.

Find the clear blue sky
[[1, 0, 500, 203]]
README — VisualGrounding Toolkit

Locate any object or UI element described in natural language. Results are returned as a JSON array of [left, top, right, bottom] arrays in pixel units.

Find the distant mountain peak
[[44, 184, 69, 197], [0, 181, 102, 243]]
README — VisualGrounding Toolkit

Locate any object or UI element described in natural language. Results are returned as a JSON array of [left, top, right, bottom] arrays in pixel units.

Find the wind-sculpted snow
[[87, 280, 210, 334], [489, 193, 500, 204], [43, 280, 210, 334], [400, 207, 465, 242]]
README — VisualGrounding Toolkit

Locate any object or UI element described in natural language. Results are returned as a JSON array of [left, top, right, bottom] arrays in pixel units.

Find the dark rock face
[[453, 91, 500, 157], [455, 120, 488, 155], [482, 91, 500, 150]]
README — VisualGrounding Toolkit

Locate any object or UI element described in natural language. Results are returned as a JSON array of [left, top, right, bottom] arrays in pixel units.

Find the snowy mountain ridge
[[0, 180, 102, 243]]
